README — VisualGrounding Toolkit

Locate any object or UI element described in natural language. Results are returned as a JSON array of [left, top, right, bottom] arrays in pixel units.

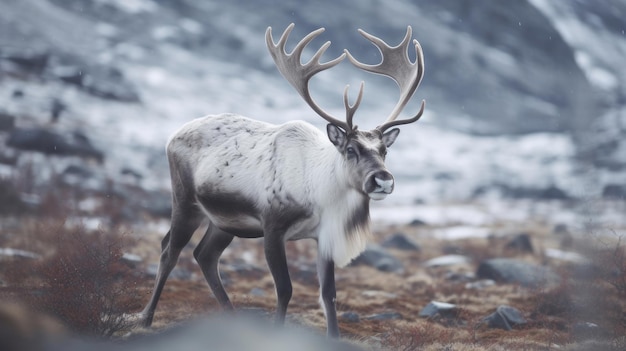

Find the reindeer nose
[[364, 171, 394, 199]]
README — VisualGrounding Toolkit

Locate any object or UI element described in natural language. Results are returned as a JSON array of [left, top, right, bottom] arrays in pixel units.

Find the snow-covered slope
[[0, 0, 624, 213]]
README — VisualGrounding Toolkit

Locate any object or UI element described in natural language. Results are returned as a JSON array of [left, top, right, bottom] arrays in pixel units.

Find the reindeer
[[138, 23, 425, 338]]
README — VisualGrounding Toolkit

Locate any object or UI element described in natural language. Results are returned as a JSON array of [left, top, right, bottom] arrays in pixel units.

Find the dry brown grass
[[1, 219, 143, 337], [1, 202, 625, 350]]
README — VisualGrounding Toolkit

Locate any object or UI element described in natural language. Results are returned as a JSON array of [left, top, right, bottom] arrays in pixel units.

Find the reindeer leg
[[264, 235, 292, 325], [194, 223, 234, 310], [140, 208, 202, 327], [318, 256, 339, 338]]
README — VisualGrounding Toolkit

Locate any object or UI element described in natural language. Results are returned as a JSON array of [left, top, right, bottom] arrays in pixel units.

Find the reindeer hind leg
[[193, 223, 235, 310], [139, 207, 203, 327]]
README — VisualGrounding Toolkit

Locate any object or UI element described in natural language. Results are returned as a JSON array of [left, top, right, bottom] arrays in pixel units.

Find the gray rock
[[553, 224, 569, 235], [482, 305, 526, 330], [0, 111, 15, 131], [1, 49, 49, 74], [7, 128, 103, 162], [603, 184, 626, 199], [340, 312, 360, 323], [351, 245, 404, 274], [418, 301, 458, 319], [364, 312, 402, 321], [476, 258, 561, 288], [381, 233, 420, 251], [505, 233, 534, 253], [409, 219, 427, 227]]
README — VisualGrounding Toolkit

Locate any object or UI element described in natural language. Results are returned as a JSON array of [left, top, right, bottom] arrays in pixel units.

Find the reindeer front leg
[[264, 234, 292, 324], [318, 256, 339, 338]]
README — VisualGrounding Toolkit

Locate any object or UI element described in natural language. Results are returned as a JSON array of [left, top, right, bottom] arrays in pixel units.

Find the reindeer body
[[139, 24, 425, 338], [168, 113, 370, 266]]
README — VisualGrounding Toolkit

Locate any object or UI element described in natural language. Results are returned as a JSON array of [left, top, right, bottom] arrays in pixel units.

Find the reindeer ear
[[382, 128, 400, 147], [327, 124, 347, 148]]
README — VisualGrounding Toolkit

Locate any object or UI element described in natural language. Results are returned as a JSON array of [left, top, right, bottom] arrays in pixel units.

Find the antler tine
[[343, 82, 365, 132], [345, 26, 426, 132], [376, 99, 425, 131], [266, 24, 351, 131]]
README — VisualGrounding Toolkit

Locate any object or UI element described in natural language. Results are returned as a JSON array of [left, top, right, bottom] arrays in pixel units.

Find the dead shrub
[[531, 281, 575, 319], [597, 234, 626, 299], [17, 224, 141, 338]]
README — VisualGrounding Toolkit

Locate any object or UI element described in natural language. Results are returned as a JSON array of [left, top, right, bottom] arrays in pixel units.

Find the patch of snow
[[152, 26, 179, 41], [466, 279, 496, 290], [241, 250, 256, 265], [361, 290, 397, 299], [122, 252, 142, 263], [95, 22, 118, 37], [0, 164, 13, 178], [94, 0, 158, 14], [434, 226, 491, 240], [529, 0, 626, 92], [65, 216, 106, 231], [544, 248, 589, 264], [574, 51, 619, 91], [77, 198, 101, 212], [424, 255, 471, 267], [179, 18, 203, 34], [0, 248, 41, 259]]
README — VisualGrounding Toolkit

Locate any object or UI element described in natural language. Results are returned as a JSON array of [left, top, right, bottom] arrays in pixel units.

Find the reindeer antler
[[345, 26, 425, 132], [266, 23, 362, 132]]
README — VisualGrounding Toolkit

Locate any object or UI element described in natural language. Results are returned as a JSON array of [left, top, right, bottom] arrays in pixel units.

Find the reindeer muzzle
[[364, 171, 394, 200]]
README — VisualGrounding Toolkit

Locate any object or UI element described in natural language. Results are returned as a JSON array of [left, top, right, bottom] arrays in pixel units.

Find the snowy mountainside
[[0, 0, 624, 218]]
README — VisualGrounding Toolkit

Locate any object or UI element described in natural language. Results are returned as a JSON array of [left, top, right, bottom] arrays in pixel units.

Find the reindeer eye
[[346, 146, 358, 159]]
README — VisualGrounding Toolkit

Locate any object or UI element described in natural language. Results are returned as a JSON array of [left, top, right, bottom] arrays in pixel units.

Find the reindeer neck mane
[[314, 156, 371, 267]]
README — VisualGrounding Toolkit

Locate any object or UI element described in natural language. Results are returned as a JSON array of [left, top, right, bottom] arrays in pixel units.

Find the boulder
[[340, 312, 360, 323], [381, 233, 420, 251], [7, 128, 104, 162], [482, 305, 526, 330], [418, 301, 458, 319], [0, 49, 49, 74], [504, 233, 534, 253], [0, 111, 15, 131], [408, 218, 427, 227], [351, 245, 404, 274], [602, 184, 626, 200], [476, 258, 561, 288]]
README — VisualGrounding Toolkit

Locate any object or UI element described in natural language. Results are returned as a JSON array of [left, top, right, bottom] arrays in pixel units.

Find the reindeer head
[[266, 24, 425, 200]]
